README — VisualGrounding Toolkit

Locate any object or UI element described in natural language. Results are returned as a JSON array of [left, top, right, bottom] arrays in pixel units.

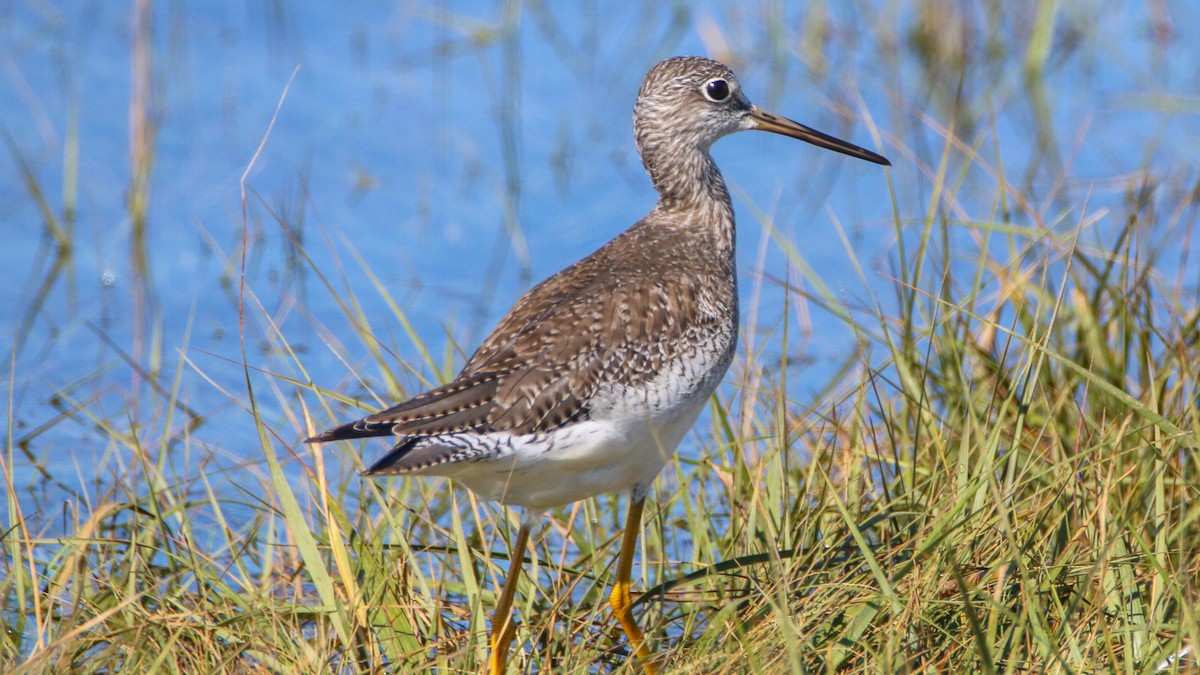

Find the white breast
[[440, 332, 735, 510]]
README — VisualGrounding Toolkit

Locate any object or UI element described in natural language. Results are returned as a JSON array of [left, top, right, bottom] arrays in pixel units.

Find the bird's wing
[[305, 222, 730, 474], [310, 280, 710, 438]]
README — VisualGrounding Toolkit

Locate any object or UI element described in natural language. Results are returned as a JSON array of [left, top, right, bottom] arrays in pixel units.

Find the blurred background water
[[3, 1, 1198, 530]]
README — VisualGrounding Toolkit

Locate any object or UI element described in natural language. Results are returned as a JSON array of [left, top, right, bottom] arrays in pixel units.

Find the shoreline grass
[[7, 151, 1196, 672], [4, 2, 1199, 673]]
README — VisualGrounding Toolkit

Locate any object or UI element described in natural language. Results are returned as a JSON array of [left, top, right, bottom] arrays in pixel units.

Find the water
[[3, 2, 1199, 532]]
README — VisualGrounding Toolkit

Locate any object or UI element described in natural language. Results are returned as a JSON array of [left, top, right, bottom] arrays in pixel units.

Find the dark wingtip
[[304, 429, 344, 444], [360, 436, 426, 476], [304, 418, 393, 444], [360, 455, 390, 476], [303, 426, 346, 445]]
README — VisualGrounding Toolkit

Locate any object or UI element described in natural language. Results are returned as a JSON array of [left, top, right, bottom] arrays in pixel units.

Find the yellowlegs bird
[[307, 56, 888, 673]]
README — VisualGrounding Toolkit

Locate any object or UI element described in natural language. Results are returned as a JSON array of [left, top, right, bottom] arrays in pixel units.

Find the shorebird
[[307, 56, 888, 673]]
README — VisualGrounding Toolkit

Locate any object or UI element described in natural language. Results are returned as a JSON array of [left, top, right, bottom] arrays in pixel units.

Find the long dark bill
[[750, 107, 890, 166]]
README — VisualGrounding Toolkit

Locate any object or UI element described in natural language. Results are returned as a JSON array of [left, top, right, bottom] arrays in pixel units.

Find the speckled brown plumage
[[308, 215, 736, 456], [306, 56, 888, 498], [305, 56, 888, 674]]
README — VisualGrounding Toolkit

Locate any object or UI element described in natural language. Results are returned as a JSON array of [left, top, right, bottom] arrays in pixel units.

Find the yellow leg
[[489, 521, 531, 675], [610, 494, 660, 674]]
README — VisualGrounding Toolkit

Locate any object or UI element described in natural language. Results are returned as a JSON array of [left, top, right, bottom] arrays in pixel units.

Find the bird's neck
[[644, 146, 736, 254]]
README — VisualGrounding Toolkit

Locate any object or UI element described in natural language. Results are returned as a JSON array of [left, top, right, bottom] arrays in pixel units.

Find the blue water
[[3, 3, 1198, 529]]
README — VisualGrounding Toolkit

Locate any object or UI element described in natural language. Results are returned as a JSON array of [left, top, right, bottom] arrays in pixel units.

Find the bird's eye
[[703, 78, 731, 102]]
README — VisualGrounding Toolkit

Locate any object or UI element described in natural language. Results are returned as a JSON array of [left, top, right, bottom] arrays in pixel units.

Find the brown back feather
[[310, 213, 733, 444]]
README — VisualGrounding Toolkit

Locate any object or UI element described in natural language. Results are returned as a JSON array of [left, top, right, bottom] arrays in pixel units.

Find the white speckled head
[[633, 56, 889, 202]]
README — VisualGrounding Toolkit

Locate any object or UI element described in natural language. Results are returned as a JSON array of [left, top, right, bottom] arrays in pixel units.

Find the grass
[[4, 1, 1199, 673]]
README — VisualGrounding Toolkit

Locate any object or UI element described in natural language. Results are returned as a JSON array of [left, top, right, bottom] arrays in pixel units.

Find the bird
[[306, 55, 889, 674]]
